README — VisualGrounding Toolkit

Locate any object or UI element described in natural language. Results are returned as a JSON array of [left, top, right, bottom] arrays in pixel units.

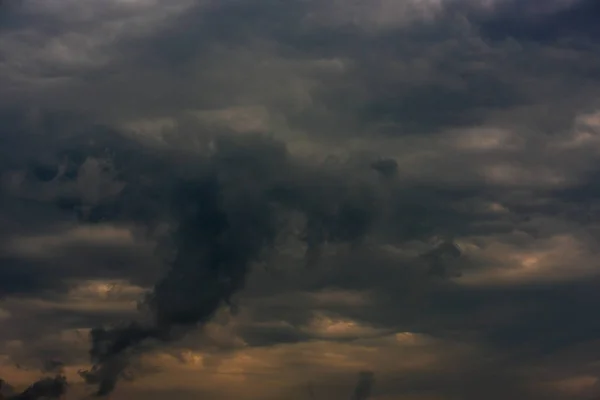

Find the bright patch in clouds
[[304, 313, 386, 339], [457, 234, 599, 286]]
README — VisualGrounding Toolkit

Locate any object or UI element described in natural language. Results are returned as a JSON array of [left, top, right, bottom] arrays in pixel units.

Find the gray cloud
[[350, 371, 374, 400], [475, 0, 600, 42], [45, 130, 405, 395], [0, 375, 67, 400], [3, 0, 600, 399]]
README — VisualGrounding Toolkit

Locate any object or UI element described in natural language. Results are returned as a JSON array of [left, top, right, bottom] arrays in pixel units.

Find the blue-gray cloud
[[3, 1, 600, 399]]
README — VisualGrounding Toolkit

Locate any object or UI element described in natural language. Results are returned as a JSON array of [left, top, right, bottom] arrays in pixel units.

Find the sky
[[1, 0, 600, 399]]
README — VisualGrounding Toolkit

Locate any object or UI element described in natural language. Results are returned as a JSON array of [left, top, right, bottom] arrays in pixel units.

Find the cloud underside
[[2, 0, 600, 399]]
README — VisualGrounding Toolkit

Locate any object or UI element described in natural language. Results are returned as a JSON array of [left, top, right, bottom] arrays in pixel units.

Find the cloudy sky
[[1, 0, 600, 399]]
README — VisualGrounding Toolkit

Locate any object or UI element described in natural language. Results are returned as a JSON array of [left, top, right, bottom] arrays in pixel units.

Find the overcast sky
[[1, 0, 600, 399]]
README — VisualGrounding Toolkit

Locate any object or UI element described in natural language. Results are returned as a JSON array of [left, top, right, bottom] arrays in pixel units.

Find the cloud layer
[[2, 0, 600, 399]]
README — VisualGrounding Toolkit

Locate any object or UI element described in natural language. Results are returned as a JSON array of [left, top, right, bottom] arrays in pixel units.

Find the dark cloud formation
[[0, 110, 466, 396], [350, 371, 374, 400], [475, 0, 600, 42], [2, 0, 600, 399], [27, 131, 395, 396], [0, 375, 67, 400]]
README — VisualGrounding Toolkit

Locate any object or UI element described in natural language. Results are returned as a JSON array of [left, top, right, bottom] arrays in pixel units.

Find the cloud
[[350, 370, 375, 400], [3, 0, 600, 399], [475, 0, 600, 42], [0, 375, 67, 400]]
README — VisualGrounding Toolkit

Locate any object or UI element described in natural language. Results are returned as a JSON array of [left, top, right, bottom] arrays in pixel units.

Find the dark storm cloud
[[122, 0, 528, 135], [0, 105, 469, 352], [0, 108, 173, 295], [82, 128, 458, 395], [3, 0, 600, 399], [415, 277, 600, 357], [127, 0, 600, 137], [475, 0, 600, 42], [0, 222, 160, 298], [3, 0, 599, 138], [1, 375, 67, 400], [21, 127, 401, 395]]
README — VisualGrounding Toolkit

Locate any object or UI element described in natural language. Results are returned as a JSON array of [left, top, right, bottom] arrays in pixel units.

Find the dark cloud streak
[[476, 0, 600, 42], [0, 375, 67, 400], [51, 132, 392, 396], [350, 371, 374, 400], [3, 0, 600, 399]]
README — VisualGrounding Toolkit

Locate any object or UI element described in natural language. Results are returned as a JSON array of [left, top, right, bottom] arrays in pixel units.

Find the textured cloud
[[475, 0, 600, 42], [2, 0, 600, 399]]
